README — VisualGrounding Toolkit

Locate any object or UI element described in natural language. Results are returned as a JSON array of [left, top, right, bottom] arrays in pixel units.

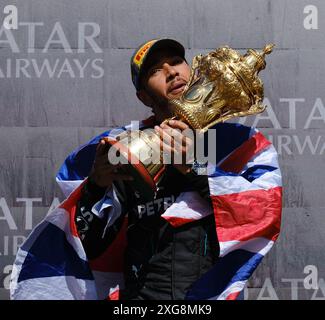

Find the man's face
[[138, 49, 191, 121]]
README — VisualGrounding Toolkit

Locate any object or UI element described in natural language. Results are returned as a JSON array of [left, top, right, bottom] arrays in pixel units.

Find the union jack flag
[[10, 118, 282, 300]]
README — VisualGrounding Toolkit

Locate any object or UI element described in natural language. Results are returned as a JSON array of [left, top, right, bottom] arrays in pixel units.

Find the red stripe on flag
[[162, 216, 196, 228], [69, 205, 78, 237], [107, 289, 120, 300], [226, 291, 241, 300], [89, 217, 128, 273], [211, 186, 282, 242], [219, 132, 271, 174]]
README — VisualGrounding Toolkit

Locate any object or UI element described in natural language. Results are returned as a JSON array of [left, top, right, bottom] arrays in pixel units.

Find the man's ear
[[136, 89, 153, 107]]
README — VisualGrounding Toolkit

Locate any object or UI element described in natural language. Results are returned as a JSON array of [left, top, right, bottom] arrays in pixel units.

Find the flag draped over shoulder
[[10, 119, 282, 300]]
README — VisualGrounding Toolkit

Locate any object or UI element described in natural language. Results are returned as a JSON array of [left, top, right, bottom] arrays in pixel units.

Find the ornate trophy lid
[[231, 44, 275, 100]]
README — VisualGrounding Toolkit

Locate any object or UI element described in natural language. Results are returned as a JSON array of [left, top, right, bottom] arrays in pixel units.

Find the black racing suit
[[75, 165, 219, 300]]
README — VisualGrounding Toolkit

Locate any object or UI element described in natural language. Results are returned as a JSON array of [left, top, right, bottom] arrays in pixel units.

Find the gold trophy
[[105, 44, 274, 201]]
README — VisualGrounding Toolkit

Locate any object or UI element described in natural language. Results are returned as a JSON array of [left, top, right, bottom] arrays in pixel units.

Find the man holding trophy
[[11, 39, 282, 300]]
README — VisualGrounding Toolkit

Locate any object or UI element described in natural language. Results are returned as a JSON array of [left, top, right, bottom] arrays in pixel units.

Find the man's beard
[[147, 91, 174, 119]]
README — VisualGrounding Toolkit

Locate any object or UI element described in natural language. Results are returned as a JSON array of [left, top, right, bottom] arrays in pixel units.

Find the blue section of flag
[[210, 164, 278, 181], [18, 223, 94, 282], [185, 249, 263, 300], [207, 123, 252, 164], [241, 165, 277, 182], [209, 166, 239, 178]]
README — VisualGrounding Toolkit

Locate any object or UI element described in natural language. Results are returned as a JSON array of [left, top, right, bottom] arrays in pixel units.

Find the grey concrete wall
[[0, 0, 324, 300]]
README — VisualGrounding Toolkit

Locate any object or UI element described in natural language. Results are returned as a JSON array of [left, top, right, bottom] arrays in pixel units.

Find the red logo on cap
[[134, 40, 156, 66]]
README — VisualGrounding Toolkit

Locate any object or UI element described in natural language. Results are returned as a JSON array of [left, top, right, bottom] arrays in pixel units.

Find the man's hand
[[154, 119, 195, 175], [88, 138, 133, 188]]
